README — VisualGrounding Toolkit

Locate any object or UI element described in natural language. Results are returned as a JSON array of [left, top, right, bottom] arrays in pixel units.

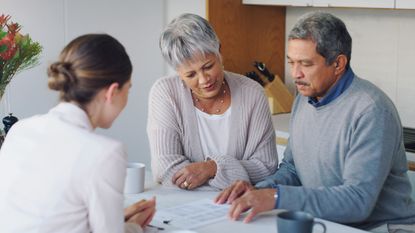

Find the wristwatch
[[274, 188, 279, 209]]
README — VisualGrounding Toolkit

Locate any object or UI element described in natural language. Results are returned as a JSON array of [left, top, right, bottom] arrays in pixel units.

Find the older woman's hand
[[125, 197, 156, 228], [172, 160, 217, 189]]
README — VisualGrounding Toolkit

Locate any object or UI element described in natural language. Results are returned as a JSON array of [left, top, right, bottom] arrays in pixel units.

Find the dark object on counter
[[245, 71, 265, 86], [3, 113, 18, 135], [404, 127, 415, 153], [254, 61, 275, 82]]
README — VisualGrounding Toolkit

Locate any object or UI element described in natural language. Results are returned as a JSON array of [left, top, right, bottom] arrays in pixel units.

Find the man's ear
[[104, 82, 120, 103], [334, 54, 348, 75]]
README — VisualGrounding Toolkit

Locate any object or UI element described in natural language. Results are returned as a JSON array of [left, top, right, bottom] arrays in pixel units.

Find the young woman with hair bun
[[0, 34, 155, 233]]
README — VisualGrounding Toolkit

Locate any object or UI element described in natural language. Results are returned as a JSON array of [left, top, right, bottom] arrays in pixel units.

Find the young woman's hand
[[124, 197, 156, 228]]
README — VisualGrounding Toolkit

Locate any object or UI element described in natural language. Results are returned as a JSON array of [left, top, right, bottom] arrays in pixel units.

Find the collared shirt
[[308, 68, 355, 107]]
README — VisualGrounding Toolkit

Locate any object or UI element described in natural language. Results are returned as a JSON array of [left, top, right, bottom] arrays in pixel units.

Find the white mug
[[124, 162, 145, 194]]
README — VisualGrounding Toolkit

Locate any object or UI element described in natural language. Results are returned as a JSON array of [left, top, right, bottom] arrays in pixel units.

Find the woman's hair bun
[[47, 62, 77, 91], [47, 34, 132, 104]]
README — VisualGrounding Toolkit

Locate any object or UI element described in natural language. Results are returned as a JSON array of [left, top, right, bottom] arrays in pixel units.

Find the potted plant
[[0, 14, 42, 143]]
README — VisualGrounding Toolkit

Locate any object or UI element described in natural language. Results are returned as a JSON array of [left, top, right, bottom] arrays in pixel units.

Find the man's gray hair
[[159, 13, 221, 69], [289, 12, 352, 68]]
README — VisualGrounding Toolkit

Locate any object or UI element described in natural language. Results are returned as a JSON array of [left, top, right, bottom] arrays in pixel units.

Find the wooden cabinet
[[207, 0, 293, 113], [207, 0, 286, 80]]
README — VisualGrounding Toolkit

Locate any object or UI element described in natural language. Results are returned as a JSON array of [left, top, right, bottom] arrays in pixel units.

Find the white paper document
[[153, 198, 230, 229]]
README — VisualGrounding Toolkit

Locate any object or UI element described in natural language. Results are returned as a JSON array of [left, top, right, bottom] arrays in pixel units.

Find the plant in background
[[0, 14, 42, 99], [0, 14, 42, 140]]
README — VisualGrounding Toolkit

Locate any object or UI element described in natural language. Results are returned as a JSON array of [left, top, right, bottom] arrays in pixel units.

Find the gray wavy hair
[[289, 12, 352, 68], [159, 13, 221, 69]]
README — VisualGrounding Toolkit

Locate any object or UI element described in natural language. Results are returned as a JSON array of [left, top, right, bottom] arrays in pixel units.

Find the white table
[[124, 174, 369, 233]]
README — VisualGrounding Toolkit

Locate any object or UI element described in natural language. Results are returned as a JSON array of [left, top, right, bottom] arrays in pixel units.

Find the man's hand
[[214, 180, 254, 204], [228, 188, 276, 223], [172, 160, 217, 190], [124, 197, 156, 228]]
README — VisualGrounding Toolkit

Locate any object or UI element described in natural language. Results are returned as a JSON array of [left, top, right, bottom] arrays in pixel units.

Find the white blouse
[[0, 102, 141, 233], [196, 106, 232, 158]]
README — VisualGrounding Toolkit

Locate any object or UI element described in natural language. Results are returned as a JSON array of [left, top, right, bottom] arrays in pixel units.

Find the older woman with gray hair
[[147, 13, 278, 190]]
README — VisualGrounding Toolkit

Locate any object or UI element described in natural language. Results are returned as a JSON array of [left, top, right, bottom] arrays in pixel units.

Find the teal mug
[[277, 211, 326, 233]]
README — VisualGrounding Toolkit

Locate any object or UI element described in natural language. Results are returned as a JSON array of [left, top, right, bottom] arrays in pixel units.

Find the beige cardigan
[[147, 71, 278, 190]]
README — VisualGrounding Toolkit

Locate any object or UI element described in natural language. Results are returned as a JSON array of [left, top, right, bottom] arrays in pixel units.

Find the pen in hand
[[147, 224, 164, 230]]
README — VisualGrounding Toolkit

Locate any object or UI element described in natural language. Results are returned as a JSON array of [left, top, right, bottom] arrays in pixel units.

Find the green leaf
[[0, 30, 7, 40], [0, 44, 7, 53]]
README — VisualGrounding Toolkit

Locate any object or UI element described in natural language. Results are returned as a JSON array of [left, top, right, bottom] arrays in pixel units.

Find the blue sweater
[[257, 75, 415, 230]]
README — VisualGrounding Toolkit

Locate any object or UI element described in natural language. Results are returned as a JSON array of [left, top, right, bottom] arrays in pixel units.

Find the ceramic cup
[[124, 162, 145, 194], [277, 210, 326, 233]]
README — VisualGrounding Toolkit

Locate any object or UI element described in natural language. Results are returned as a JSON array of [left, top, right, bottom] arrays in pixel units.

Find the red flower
[[0, 13, 42, 100], [0, 15, 20, 60], [6, 22, 20, 34], [0, 34, 17, 60], [0, 14, 11, 28]]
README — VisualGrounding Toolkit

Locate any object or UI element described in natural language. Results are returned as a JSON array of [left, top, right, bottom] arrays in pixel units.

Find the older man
[[215, 12, 415, 232]]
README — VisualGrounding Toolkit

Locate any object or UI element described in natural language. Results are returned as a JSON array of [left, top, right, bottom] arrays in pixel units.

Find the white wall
[[1, 0, 165, 167], [285, 7, 415, 128], [165, 0, 206, 25]]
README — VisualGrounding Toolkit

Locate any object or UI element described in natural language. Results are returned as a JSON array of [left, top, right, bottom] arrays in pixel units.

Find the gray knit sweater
[[256, 76, 415, 229], [147, 71, 278, 190]]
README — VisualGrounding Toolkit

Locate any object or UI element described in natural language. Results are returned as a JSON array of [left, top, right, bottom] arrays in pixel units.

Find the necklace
[[193, 82, 227, 114]]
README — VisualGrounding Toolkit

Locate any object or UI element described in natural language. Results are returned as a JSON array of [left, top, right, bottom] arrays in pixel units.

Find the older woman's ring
[[183, 181, 189, 188]]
